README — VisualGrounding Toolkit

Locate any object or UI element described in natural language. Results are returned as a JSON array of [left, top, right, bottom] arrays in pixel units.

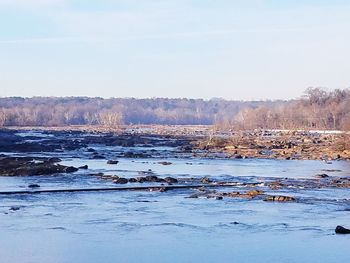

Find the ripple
[[48, 226, 66, 231]]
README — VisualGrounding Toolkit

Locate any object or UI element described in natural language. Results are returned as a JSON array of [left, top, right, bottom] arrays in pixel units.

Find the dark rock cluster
[[0, 156, 78, 176]]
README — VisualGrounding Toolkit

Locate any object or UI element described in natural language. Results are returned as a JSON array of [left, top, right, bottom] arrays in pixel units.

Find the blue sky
[[0, 0, 349, 100]]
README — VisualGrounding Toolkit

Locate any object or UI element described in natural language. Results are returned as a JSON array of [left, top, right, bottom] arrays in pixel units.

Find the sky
[[0, 0, 349, 100]]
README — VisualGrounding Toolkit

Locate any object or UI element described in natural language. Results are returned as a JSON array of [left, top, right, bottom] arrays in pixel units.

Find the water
[[1, 133, 350, 262]]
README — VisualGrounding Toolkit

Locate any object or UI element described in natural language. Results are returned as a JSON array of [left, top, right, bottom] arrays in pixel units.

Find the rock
[[222, 192, 253, 199], [78, 165, 89, 169], [158, 187, 167, 192], [200, 177, 212, 184], [48, 157, 62, 163], [216, 196, 223, 200], [28, 184, 40, 188], [64, 166, 79, 173], [188, 193, 199, 198], [264, 195, 295, 202], [225, 192, 240, 197], [145, 175, 159, 182], [268, 180, 284, 190], [158, 161, 172, 165], [99, 175, 117, 180], [149, 187, 167, 192], [335, 225, 350, 234], [315, 173, 329, 179], [136, 177, 146, 183], [90, 172, 104, 177], [87, 148, 96, 152], [0, 157, 79, 176], [113, 178, 128, 184], [247, 189, 264, 197], [107, 160, 119, 165], [164, 177, 178, 184], [128, 178, 137, 183]]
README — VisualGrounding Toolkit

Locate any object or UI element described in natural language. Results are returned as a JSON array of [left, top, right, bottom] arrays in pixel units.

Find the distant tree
[[98, 111, 123, 128], [0, 89, 348, 129], [0, 109, 5, 126]]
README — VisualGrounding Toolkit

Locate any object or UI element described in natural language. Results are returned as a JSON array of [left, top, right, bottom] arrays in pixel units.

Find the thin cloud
[[0, 0, 67, 8], [0, 37, 83, 44], [0, 25, 335, 46]]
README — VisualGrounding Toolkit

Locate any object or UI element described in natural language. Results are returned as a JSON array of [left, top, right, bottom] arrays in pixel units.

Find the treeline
[[231, 88, 350, 130], [0, 88, 349, 130], [0, 97, 283, 127]]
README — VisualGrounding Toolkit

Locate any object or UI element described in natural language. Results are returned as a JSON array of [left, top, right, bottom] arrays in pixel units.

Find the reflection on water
[[0, 148, 350, 262]]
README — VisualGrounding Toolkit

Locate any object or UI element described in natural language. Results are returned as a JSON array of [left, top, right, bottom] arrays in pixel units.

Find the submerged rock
[[107, 160, 119, 165], [9, 206, 20, 211], [64, 166, 79, 173], [149, 187, 167, 192], [87, 148, 96, 152], [124, 152, 150, 158], [158, 161, 172, 165], [92, 154, 105, 159], [28, 184, 40, 188], [48, 157, 62, 163]]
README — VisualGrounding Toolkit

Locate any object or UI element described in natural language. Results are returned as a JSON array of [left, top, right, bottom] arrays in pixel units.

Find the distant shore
[[1, 125, 349, 161]]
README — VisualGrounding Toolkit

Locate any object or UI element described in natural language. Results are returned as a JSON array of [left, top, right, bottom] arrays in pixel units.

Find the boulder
[[335, 226, 350, 234], [113, 178, 128, 184], [145, 175, 159, 182], [164, 177, 178, 184]]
